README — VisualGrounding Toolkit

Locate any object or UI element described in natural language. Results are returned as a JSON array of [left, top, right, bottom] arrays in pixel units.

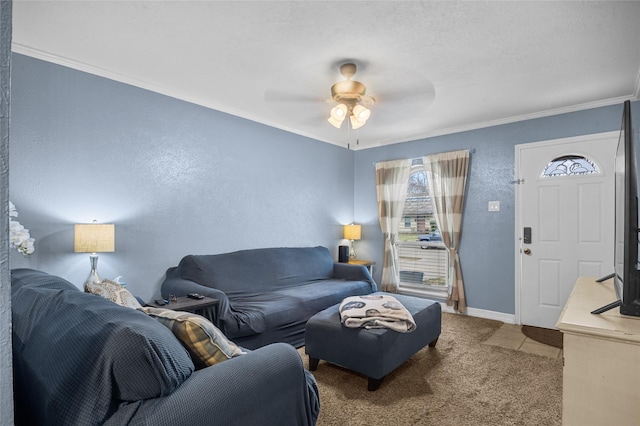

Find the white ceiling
[[12, 1, 640, 150]]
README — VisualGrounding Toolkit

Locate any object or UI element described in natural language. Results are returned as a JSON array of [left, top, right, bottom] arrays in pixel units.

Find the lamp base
[[83, 254, 103, 290], [349, 240, 357, 260]]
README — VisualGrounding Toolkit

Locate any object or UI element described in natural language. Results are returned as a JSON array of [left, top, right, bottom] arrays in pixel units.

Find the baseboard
[[397, 289, 517, 324], [440, 303, 516, 324]]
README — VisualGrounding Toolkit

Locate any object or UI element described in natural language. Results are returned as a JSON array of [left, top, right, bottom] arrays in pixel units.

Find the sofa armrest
[[110, 343, 319, 426], [333, 262, 378, 292], [161, 267, 228, 300], [161, 267, 231, 329]]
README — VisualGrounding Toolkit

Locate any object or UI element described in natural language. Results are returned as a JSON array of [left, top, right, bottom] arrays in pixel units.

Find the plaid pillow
[[85, 279, 142, 309], [143, 307, 245, 369]]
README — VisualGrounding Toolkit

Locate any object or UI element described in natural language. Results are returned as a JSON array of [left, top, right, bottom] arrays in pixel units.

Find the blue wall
[[10, 53, 639, 315], [353, 104, 639, 314], [10, 54, 356, 301]]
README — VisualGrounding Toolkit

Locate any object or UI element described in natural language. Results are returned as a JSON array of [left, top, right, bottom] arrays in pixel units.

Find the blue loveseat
[[11, 269, 320, 425], [161, 246, 377, 349]]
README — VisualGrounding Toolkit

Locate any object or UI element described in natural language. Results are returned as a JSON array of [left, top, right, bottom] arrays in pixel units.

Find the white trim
[[513, 131, 619, 326], [397, 291, 518, 324], [13, 43, 638, 152], [351, 97, 636, 151], [440, 303, 517, 324], [10, 43, 333, 147]]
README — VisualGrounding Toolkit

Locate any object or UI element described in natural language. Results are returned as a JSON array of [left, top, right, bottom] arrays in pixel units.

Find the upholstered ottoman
[[305, 292, 441, 391]]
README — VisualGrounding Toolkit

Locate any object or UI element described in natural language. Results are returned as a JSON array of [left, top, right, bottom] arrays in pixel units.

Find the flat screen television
[[592, 100, 640, 316]]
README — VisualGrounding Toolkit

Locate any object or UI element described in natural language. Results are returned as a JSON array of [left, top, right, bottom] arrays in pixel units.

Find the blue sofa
[[161, 246, 377, 349], [11, 269, 320, 426]]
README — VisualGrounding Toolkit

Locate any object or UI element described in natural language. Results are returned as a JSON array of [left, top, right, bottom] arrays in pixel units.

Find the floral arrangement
[[10, 201, 35, 256]]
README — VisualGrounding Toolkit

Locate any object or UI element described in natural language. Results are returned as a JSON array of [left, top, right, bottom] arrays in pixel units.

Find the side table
[[153, 296, 219, 323], [348, 259, 375, 274]]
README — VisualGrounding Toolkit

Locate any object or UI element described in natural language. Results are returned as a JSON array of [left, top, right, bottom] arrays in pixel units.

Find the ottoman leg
[[308, 356, 320, 371], [368, 377, 384, 391], [429, 337, 439, 348]]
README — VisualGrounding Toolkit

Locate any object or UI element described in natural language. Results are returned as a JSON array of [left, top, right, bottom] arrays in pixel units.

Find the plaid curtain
[[422, 150, 470, 312], [375, 159, 412, 292]]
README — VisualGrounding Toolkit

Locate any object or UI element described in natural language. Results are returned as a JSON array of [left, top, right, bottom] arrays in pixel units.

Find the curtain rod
[[373, 148, 476, 166]]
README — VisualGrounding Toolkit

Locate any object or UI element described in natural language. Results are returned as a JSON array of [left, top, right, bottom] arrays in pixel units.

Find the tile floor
[[483, 323, 563, 359]]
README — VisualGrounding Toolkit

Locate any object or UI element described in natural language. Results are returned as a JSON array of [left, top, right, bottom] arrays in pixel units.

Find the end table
[[348, 259, 375, 274], [154, 296, 219, 323]]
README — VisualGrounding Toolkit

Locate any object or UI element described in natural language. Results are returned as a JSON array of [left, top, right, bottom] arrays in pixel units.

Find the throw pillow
[[143, 307, 245, 369], [85, 279, 142, 309]]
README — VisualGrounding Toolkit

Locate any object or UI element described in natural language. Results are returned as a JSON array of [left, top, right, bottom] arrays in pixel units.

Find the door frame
[[514, 131, 619, 325]]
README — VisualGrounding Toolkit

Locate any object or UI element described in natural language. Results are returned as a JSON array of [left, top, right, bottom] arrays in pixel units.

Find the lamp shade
[[350, 105, 370, 129], [328, 104, 348, 128], [344, 224, 362, 241], [74, 224, 115, 253]]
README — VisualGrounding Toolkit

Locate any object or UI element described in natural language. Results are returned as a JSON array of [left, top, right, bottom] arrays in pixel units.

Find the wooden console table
[[556, 276, 640, 425]]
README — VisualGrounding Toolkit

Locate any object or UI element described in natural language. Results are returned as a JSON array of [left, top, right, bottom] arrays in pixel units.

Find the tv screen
[[616, 100, 640, 316], [594, 100, 640, 316]]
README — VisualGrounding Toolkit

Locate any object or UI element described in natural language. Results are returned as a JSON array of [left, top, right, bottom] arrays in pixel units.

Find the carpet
[[521, 325, 563, 349], [298, 312, 562, 426]]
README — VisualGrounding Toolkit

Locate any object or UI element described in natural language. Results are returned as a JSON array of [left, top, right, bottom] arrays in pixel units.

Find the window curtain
[[422, 150, 470, 312], [375, 159, 412, 292]]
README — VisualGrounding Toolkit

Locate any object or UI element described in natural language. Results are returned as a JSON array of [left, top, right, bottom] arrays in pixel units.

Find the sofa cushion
[[11, 269, 195, 424], [143, 307, 245, 369], [177, 246, 335, 296], [224, 278, 375, 344], [85, 278, 142, 309]]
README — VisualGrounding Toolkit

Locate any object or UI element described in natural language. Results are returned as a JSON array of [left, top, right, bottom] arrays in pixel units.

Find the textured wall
[[0, 0, 12, 421], [10, 52, 640, 316], [10, 54, 355, 301], [353, 104, 638, 314]]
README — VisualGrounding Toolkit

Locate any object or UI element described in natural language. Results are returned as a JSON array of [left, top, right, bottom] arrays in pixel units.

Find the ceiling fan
[[327, 63, 374, 130], [264, 60, 436, 135]]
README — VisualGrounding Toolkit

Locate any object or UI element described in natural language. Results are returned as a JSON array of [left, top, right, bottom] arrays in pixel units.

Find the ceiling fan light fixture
[[328, 103, 348, 128], [350, 104, 370, 129], [352, 104, 370, 122], [350, 115, 365, 129], [327, 64, 374, 131]]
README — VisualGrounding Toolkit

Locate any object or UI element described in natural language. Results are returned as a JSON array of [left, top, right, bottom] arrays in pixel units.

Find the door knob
[[523, 248, 532, 255]]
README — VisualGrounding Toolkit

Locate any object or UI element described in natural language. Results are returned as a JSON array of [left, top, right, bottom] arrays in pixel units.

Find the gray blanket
[[339, 294, 416, 332]]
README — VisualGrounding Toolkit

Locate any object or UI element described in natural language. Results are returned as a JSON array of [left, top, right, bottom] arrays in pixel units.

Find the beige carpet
[[298, 313, 562, 426]]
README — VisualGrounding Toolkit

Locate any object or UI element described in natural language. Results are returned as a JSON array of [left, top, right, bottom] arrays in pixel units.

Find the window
[[397, 162, 448, 299], [399, 164, 431, 238], [541, 155, 600, 178]]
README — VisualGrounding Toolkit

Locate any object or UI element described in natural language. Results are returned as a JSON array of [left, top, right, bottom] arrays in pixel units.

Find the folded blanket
[[339, 294, 416, 333]]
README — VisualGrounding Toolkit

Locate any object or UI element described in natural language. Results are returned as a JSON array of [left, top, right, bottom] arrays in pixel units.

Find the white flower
[[9, 201, 18, 217], [9, 202, 35, 256]]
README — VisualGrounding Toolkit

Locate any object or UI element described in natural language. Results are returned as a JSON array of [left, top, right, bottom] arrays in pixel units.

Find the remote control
[[155, 299, 167, 306], [188, 293, 204, 299]]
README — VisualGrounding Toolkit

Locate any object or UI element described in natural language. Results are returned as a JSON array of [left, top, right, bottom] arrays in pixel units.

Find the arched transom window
[[541, 155, 600, 178]]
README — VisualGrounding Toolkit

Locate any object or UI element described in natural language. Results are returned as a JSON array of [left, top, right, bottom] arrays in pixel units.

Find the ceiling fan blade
[[370, 79, 436, 104], [264, 89, 329, 104], [360, 95, 376, 108]]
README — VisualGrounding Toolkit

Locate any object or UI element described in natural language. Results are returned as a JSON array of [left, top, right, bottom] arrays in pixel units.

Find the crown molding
[[14, 43, 639, 153]]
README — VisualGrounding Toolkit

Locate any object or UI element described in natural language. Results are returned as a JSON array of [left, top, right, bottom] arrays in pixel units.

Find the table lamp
[[74, 222, 115, 289], [343, 224, 361, 260]]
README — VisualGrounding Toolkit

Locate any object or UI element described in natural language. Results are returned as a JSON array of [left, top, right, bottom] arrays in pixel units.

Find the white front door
[[515, 132, 617, 329]]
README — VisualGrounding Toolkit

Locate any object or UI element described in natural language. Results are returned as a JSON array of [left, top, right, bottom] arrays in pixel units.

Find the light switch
[[488, 201, 500, 212]]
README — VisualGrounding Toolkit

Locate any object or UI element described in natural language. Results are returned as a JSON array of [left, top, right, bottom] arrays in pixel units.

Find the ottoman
[[305, 292, 441, 391]]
